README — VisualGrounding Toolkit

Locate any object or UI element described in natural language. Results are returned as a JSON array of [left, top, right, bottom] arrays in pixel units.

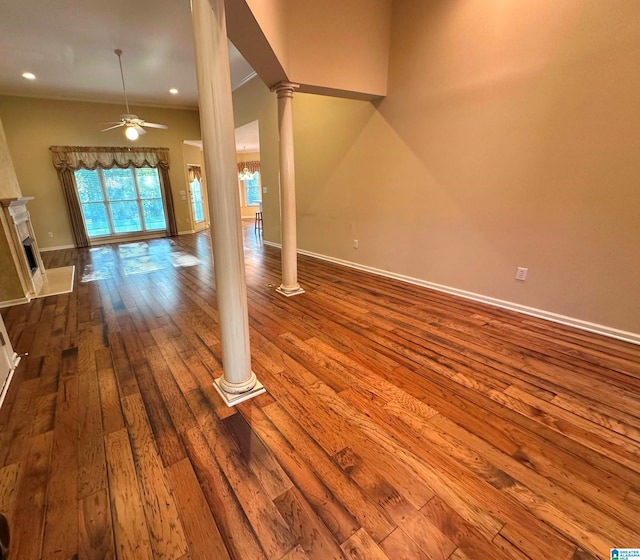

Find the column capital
[[271, 81, 300, 98]]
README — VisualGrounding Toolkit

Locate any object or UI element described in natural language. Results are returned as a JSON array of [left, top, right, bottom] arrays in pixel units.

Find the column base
[[275, 285, 306, 298], [213, 375, 266, 407]]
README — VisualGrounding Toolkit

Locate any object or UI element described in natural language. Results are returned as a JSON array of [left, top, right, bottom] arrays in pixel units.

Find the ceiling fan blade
[[142, 122, 168, 130], [134, 125, 147, 136], [101, 123, 125, 132]]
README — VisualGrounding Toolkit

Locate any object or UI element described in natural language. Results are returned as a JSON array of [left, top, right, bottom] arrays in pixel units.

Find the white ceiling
[[235, 121, 260, 153], [0, 0, 258, 147]]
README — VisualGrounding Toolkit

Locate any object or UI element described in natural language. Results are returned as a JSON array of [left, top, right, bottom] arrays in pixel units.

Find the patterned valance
[[50, 146, 170, 171], [237, 160, 260, 174], [188, 165, 203, 183]]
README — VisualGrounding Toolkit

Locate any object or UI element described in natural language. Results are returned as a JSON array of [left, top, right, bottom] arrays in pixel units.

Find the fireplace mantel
[[0, 196, 46, 307], [0, 196, 35, 207]]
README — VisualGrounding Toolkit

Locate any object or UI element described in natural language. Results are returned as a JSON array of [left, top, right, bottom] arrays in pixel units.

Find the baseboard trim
[[263, 241, 640, 346], [0, 296, 30, 309], [40, 244, 75, 252]]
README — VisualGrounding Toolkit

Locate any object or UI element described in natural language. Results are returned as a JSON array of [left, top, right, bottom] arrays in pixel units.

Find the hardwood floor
[[1, 221, 639, 560]]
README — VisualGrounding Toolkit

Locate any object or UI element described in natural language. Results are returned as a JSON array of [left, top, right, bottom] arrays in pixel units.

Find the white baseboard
[[0, 296, 30, 309], [40, 244, 75, 252], [263, 241, 640, 346]]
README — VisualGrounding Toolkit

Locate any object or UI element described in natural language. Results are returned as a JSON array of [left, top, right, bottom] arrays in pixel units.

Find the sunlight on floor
[[81, 241, 202, 283], [35, 266, 75, 297]]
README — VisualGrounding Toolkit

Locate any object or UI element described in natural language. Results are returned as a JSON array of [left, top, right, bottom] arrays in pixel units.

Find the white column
[[273, 82, 305, 297], [190, 0, 264, 406]]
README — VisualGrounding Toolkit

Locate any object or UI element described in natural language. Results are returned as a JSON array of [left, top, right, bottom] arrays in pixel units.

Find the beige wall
[[243, 0, 289, 71], [0, 116, 22, 199], [237, 150, 261, 219], [0, 95, 201, 248], [232, 78, 280, 239], [237, 0, 392, 98], [285, 0, 392, 98], [234, 0, 640, 335], [0, 218, 23, 301]]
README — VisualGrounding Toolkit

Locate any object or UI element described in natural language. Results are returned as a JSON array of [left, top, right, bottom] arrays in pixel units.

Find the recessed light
[[22, 72, 36, 80], [169, 88, 179, 95]]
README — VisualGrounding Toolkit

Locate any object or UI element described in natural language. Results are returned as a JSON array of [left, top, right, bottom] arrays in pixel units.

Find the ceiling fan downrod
[[114, 48, 131, 115]]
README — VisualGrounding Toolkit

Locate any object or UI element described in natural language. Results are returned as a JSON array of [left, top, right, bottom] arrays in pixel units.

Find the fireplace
[[23, 237, 38, 275], [0, 197, 45, 306]]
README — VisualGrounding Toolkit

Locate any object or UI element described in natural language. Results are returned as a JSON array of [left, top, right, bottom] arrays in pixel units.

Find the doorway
[[187, 164, 208, 232], [235, 120, 262, 220]]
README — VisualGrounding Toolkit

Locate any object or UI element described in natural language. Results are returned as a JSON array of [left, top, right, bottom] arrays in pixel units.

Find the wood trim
[[39, 244, 76, 252], [0, 297, 30, 309]]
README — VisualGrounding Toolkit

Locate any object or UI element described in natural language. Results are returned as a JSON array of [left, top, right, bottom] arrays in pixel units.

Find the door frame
[[186, 163, 209, 232]]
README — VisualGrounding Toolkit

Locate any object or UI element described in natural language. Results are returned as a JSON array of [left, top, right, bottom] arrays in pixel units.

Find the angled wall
[[233, 0, 640, 337], [227, 0, 392, 99]]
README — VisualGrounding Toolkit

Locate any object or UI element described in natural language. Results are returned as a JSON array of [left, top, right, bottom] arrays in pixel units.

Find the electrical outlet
[[262, 186, 268, 194], [47, 232, 53, 238], [353, 239, 359, 249], [515, 267, 528, 281]]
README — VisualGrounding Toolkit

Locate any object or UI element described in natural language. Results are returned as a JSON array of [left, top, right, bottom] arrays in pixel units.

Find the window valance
[[188, 165, 203, 183], [50, 145, 177, 246], [50, 146, 170, 172], [237, 160, 260, 174]]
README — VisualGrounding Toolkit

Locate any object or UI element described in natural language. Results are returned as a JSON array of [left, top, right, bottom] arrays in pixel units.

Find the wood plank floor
[[1, 221, 639, 560]]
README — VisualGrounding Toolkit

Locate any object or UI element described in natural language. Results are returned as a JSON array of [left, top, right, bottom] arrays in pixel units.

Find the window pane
[[103, 168, 137, 200], [141, 199, 167, 231], [81, 202, 110, 237], [193, 201, 204, 223], [75, 169, 104, 202], [110, 201, 142, 233], [245, 172, 261, 206], [190, 179, 204, 222], [135, 168, 162, 198], [75, 163, 167, 239]]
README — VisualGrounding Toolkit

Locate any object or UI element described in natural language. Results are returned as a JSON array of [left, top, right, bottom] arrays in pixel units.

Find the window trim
[[241, 171, 262, 208], [76, 165, 168, 240]]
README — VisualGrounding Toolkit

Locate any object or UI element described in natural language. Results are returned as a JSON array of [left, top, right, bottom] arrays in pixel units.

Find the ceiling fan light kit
[[101, 49, 168, 140], [125, 126, 139, 140]]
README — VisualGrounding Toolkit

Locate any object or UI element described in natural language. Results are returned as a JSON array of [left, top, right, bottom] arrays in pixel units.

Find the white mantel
[[0, 196, 46, 307]]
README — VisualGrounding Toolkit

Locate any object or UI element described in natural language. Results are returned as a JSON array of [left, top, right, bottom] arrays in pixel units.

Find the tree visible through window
[[75, 166, 167, 238], [190, 177, 205, 223], [243, 172, 261, 206]]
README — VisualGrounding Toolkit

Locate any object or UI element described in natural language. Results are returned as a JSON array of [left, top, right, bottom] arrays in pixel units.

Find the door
[[187, 165, 207, 231]]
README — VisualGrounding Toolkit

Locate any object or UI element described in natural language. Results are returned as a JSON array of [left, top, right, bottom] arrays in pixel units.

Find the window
[[75, 166, 167, 238], [243, 172, 261, 207], [190, 177, 205, 222]]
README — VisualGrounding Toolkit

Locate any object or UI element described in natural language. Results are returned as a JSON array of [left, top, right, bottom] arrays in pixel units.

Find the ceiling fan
[[101, 49, 168, 141]]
